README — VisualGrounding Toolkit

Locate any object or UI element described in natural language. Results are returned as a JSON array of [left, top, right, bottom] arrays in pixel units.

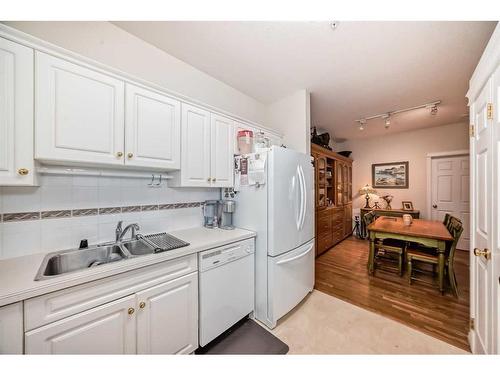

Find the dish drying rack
[[137, 232, 190, 253]]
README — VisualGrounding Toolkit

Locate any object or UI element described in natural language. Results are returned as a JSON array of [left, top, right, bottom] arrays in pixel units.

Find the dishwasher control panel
[[199, 238, 255, 272]]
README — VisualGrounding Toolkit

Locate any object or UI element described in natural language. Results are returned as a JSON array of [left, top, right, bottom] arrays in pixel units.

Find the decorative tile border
[[0, 201, 204, 223]]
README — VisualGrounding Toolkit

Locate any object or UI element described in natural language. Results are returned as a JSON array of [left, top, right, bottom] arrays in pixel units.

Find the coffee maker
[[220, 200, 236, 230], [202, 200, 222, 228]]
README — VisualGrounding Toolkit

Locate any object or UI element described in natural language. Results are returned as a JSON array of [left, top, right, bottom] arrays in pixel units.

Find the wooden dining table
[[367, 216, 453, 293]]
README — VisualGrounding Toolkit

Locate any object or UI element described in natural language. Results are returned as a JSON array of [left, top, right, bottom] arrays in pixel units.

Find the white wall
[[340, 122, 469, 219], [0, 175, 218, 260], [266, 89, 311, 154], [2, 21, 267, 124]]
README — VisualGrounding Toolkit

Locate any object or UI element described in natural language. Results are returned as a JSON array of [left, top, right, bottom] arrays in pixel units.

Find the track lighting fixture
[[383, 114, 391, 129], [355, 100, 441, 131]]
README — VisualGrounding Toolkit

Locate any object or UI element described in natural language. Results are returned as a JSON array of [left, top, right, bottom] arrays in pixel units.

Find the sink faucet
[[115, 221, 140, 242]]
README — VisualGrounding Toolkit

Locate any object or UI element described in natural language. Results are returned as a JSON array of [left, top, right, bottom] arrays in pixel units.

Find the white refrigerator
[[233, 146, 314, 328]]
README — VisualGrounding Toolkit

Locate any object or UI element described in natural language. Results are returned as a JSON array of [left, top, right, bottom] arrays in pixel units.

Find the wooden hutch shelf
[[311, 143, 353, 257]]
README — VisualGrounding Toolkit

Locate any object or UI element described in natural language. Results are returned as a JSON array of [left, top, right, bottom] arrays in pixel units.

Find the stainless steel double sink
[[35, 238, 155, 281]]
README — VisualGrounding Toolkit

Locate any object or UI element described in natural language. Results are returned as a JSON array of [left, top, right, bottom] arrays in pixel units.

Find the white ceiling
[[113, 21, 496, 140]]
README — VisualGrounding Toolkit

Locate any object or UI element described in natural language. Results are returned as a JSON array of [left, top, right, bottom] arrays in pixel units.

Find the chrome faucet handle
[[131, 223, 140, 239], [115, 221, 123, 242]]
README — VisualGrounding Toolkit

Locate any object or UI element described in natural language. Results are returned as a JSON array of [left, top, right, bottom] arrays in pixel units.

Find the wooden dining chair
[[406, 216, 463, 297], [364, 212, 406, 276]]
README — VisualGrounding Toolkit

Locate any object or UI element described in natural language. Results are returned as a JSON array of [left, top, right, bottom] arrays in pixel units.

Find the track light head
[[383, 114, 391, 129]]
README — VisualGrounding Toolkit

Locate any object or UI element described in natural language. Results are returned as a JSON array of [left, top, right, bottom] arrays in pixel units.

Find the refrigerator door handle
[[276, 243, 314, 265], [298, 165, 307, 231], [294, 166, 302, 230]]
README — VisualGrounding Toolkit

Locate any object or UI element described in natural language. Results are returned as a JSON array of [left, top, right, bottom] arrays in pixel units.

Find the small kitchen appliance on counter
[[202, 200, 222, 228], [220, 200, 236, 230]]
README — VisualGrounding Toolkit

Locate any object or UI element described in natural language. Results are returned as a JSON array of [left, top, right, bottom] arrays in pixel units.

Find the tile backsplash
[[0, 175, 220, 260]]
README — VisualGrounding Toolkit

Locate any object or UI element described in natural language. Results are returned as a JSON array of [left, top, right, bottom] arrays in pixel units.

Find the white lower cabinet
[[23, 257, 199, 355], [25, 295, 137, 355], [0, 302, 24, 354], [136, 272, 198, 354]]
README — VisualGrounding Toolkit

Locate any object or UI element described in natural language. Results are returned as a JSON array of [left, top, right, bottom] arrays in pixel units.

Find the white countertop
[[0, 227, 255, 307]]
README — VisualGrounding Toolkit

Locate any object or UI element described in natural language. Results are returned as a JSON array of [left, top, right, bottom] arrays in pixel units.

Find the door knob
[[213, 178, 217, 182], [117, 151, 123, 158], [474, 248, 491, 260], [432, 204, 437, 208], [139, 302, 146, 309], [17, 168, 29, 175], [127, 153, 134, 158], [128, 307, 135, 315]]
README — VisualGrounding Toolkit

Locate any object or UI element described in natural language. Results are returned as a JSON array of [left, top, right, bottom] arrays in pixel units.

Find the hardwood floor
[[315, 236, 470, 351]]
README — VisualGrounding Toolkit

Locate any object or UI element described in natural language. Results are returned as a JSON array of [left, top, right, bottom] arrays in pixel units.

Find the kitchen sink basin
[[121, 239, 155, 256], [35, 244, 128, 280], [34, 233, 188, 281]]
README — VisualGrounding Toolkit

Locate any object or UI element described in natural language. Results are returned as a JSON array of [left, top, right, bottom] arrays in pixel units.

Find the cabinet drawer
[[317, 214, 332, 232], [24, 254, 197, 331]]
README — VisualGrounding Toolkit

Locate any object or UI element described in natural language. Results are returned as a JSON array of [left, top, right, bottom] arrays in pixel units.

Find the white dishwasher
[[198, 238, 255, 347]]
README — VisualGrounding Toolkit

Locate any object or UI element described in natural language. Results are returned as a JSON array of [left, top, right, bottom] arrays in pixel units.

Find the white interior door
[[470, 77, 494, 354], [431, 155, 470, 249], [125, 83, 180, 169]]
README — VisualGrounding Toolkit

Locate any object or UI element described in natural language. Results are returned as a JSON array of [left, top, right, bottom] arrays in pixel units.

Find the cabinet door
[[211, 113, 234, 187], [35, 52, 125, 166], [25, 295, 136, 354], [125, 84, 180, 169], [0, 38, 34, 186], [0, 302, 23, 354], [136, 272, 198, 354], [180, 103, 211, 186]]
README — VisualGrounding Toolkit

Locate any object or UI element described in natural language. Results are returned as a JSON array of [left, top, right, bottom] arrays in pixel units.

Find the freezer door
[[268, 147, 314, 256], [267, 239, 315, 327]]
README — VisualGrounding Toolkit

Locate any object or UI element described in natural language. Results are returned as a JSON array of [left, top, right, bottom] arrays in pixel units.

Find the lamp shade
[[359, 184, 377, 195]]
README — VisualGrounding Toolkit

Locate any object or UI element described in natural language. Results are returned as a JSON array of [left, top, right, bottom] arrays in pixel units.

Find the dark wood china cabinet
[[311, 143, 353, 257]]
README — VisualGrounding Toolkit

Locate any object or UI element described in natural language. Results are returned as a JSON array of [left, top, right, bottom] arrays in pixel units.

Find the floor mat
[[196, 318, 289, 355]]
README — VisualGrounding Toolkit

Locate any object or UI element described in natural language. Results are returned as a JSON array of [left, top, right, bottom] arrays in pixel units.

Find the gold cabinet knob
[[117, 151, 123, 157], [213, 178, 217, 182], [128, 307, 135, 315], [207, 177, 211, 182], [18, 168, 29, 176], [139, 302, 146, 309], [127, 153, 134, 158], [473, 248, 491, 260]]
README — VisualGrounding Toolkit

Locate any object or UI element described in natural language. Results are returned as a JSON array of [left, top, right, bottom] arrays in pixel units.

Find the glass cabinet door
[[317, 156, 327, 208]]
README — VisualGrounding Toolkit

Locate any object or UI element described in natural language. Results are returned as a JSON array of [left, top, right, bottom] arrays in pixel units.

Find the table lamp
[[359, 184, 377, 209]]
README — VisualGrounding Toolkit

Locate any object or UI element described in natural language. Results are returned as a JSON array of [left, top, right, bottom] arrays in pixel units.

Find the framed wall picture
[[372, 161, 409, 189], [402, 201, 414, 211]]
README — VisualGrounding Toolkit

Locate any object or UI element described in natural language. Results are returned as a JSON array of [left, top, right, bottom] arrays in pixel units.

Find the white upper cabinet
[[35, 52, 125, 166], [211, 113, 234, 187], [125, 84, 181, 169], [170, 104, 235, 187], [173, 103, 212, 186], [0, 37, 35, 186]]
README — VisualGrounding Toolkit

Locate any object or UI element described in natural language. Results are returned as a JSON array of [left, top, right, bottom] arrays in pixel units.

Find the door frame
[[426, 150, 470, 223]]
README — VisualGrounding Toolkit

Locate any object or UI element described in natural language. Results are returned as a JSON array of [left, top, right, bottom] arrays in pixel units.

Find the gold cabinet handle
[[128, 307, 135, 315], [18, 168, 29, 176], [117, 152, 123, 157], [474, 248, 491, 260], [139, 302, 146, 309], [127, 153, 134, 158]]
